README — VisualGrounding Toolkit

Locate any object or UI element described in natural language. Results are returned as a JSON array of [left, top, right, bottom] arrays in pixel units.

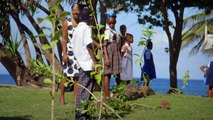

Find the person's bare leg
[[104, 75, 110, 98], [73, 79, 78, 103], [60, 79, 66, 105], [211, 90, 213, 98], [207, 86, 211, 98], [209, 86, 213, 98]]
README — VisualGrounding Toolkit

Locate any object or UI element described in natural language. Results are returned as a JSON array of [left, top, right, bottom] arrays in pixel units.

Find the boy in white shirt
[[71, 7, 97, 119]]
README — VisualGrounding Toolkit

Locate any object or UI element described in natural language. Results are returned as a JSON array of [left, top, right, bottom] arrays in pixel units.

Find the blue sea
[[0, 74, 208, 97]]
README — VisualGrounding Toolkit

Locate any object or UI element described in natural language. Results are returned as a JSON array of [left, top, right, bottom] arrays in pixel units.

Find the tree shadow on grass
[[0, 85, 15, 88], [0, 115, 32, 120]]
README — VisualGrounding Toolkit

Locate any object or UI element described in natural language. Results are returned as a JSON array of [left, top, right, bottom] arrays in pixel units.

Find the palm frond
[[183, 11, 213, 31], [201, 50, 213, 57], [182, 23, 205, 48], [182, 11, 213, 57], [4, 33, 22, 59], [188, 36, 204, 56]]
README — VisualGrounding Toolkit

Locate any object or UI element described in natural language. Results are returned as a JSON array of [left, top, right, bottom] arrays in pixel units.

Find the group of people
[[58, 3, 213, 119], [103, 14, 134, 97], [59, 3, 136, 119]]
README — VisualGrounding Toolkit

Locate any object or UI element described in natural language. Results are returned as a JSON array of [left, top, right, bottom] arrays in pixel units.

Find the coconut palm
[[0, 0, 64, 86], [0, 0, 127, 86], [182, 10, 213, 57]]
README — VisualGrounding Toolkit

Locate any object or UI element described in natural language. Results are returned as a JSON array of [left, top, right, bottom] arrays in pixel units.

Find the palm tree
[[0, 0, 125, 86], [0, 0, 62, 86], [182, 10, 213, 57]]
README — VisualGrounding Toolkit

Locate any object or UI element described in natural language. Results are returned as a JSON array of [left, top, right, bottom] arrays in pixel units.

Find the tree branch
[[27, 0, 50, 15], [160, 0, 173, 47], [10, 0, 32, 66], [77, 84, 122, 120], [22, 23, 43, 60], [20, 2, 62, 71]]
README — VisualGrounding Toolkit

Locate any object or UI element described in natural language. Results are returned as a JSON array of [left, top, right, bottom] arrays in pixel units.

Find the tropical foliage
[[0, 0, 212, 90], [125, 0, 212, 90], [182, 10, 213, 57]]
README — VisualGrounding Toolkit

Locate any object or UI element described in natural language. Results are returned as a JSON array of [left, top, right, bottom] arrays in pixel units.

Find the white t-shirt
[[104, 26, 116, 43], [71, 22, 94, 71]]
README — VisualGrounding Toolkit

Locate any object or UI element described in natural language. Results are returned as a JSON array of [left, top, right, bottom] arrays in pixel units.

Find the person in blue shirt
[[141, 39, 156, 86], [200, 61, 213, 98]]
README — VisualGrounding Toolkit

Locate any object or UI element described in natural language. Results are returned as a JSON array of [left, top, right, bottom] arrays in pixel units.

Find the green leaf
[[37, 18, 44, 24], [51, 40, 59, 47], [50, 5, 58, 12], [98, 24, 105, 30], [99, 34, 105, 42], [81, 110, 88, 114], [44, 78, 53, 84], [134, 59, 139, 64], [35, 34, 47, 38], [91, 34, 98, 40], [37, 60, 44, 68], [133, 53, 140, 57], [94, 63, 101, 69], [42, 44, 52, 50], [64, 82, 69, 87], [95, 54, 101, 60], [40, 26, 51, 31], [95, 70, 103, 85], [90, 71, 96, 77], [90, 25, 96, 29], [139, 58, 143, 64], [58, 12, 70, 19], [55, 31, 61, 37], [45, 14, 54, 23]]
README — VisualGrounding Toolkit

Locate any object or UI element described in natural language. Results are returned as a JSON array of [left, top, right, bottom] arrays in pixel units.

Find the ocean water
[[0, 74, 16, 85], [109, 77, 208, 97], [0, 74, 207, 97]]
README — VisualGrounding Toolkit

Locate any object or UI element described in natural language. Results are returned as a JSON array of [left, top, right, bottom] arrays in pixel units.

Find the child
[[116, 24, 128, 86], [103, 13, 122, 97], [118, 24, 128, 51], [120, 33, 133, 85], [200, 61, 213, 98], [71, 7, 97, 119], [141, 40, 156, 86]]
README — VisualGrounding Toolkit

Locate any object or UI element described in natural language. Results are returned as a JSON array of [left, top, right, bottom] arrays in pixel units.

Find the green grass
[[0, 85, 213, 120]]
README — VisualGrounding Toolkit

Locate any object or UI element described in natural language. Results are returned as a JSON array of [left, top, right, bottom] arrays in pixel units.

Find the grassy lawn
[[0, 85, 213, 120]]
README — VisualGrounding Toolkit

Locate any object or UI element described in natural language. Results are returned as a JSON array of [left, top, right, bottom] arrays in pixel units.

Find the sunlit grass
[[0, 85, 212, 120]]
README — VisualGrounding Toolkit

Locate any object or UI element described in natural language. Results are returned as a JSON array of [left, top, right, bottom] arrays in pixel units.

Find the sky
[[0, 2, 212, 80]]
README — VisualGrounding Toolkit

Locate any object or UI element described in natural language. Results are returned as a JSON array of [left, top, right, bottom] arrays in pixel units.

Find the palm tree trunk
[[0, 44, 34, 86], [21, 2, 62, 71], [46, 0, 69, 64], [10, 1, 31, 66], [22, 24, 43, 60]]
